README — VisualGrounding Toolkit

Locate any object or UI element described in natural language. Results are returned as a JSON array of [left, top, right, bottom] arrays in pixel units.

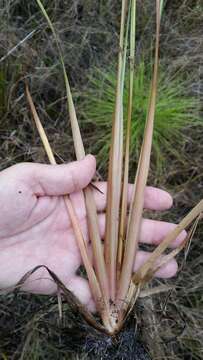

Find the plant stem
[[117, 0, 161, 306], [105, 0, 129, 301]]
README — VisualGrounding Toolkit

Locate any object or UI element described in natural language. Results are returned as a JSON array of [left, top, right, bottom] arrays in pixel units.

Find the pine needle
[[35, 0, 110, 313], [105, 0, 129, 301], [118, 0, 136, 280], [133, 201, 203, 284], [25, 84, 113, 331], [26, 0, 203, 334], [118, 0, 161, 305]]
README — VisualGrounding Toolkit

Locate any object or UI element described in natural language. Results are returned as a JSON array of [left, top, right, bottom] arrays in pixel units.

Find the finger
[[85, 240, 178, 279], [91, 183, 173, 212], [68, 183, 172, 221], [87, 215, 185, 249], [18, 155, 96, 196], [20, 269, 95, 313], [140, 219, 187, 248], [144, 186, 173, 210], [68, 253, 177, 314], [79, 213, 106, 243], [67, 276, 95, 312], [134, 251, 178, 278]]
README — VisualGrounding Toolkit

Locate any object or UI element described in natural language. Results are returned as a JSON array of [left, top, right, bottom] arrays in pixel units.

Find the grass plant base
[[50, 316, 151, 360], [83, 326, 151, 360]]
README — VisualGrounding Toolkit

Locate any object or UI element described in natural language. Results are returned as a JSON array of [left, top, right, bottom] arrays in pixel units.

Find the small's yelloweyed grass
[[25, 0, 203, 335]]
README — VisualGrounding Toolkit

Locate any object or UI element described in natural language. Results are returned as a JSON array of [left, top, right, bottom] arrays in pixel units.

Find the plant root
[[84, 326, 151, 360]]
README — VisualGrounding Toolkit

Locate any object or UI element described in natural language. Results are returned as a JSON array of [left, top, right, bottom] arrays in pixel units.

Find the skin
[[0, 155, 186, 311]]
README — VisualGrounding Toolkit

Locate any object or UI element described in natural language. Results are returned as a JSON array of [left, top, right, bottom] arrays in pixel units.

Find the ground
[[0, 1, 203, 359]]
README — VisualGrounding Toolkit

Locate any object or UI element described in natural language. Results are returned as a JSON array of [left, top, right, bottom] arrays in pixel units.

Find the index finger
[[92, 182, 173, 212]]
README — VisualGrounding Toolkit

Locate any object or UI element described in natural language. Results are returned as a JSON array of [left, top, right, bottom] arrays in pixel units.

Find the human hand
[[0, 155, 185, 311]]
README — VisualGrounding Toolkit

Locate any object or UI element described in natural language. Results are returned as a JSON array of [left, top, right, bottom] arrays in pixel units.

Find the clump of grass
[[79, 63, 201, 173], [24, 0, 203, 341]]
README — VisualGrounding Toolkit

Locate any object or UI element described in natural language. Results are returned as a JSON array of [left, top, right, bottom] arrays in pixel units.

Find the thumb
[[22, 155, 96, 196]]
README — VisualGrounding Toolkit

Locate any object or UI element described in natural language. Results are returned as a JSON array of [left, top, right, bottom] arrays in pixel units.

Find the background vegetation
[[0, 1, 202, 359], [79, 63, 201, 174]]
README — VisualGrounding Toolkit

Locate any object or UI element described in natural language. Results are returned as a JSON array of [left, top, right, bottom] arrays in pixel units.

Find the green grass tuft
[[80, 62, 201, 174]]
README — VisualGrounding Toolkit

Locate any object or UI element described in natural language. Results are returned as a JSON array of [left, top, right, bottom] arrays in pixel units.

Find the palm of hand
[[0, 181, 95, 307], [0, 160, 185, 310]]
